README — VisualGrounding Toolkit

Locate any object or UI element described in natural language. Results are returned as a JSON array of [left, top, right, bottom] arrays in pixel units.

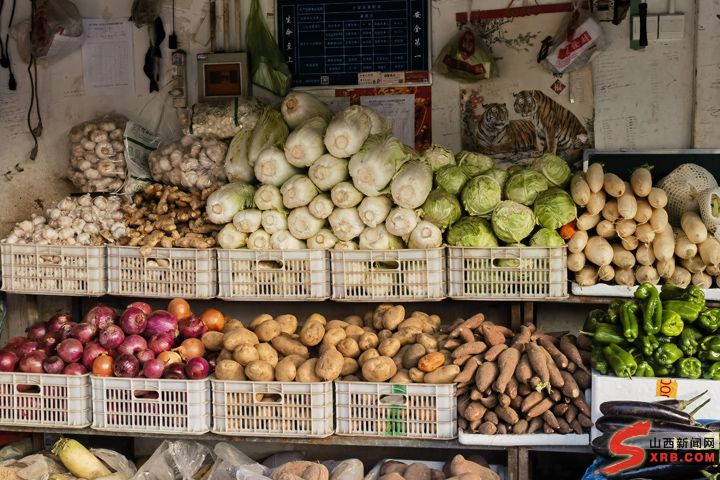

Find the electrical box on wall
[[197, 52, 250, 103], [658, 14, 684, 39], [633, 15, 658, 41]]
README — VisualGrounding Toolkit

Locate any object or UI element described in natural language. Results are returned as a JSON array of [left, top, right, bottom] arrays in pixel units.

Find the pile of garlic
[[148, 135, 228, 191], [68, 116, 128, 193], [2, 195, 127, 246]]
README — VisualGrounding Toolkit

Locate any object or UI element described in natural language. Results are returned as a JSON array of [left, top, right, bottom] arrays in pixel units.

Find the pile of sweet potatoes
[[449, 316, 593, 435], [377, 455, 500, 480]]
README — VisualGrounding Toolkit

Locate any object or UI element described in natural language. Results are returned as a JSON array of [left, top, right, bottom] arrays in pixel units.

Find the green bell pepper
[[699, 335, 720, 362], [585, 324, 627, 345], [682, 285, 706, 308], [653, 343, 684, 365], [660, 284, 686, 302], [677, 357, 702, 379], [636, 361, 655, 377], [636, 283, 662, 335], [648, 358, 675, 377], [583, 309, 610, 333], [699, 349, 720, 362], [607, 299, 624, 325], [626, 347, 644, 364], [603, 344, 638, 378], [655, 333, 674, 345], [591, 347, 609, 375], [703, 361, 720, 380], [698, 309, 720, 333], [679, 327, 703, 356], [660, 310, 684, 336], [634, 332, 660, 357], [621, 302, 640, 342], [664, 300, 704, 322]]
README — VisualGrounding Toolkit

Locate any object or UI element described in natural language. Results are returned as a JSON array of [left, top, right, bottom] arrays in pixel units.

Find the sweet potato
[[493, 348, 520, 394], [483, 344, 508, 362], [513, 419, 529, 435], [544, 349, 565, 388], [517, 384, 531, 396], [270, 462, 315, 480], [572, 391, 591, 417], [542, 410, 559, 430], [450, 456, 500, 480], [527, 417, 543, 434], [480, 394, 498, 409], [479, 323, 506, 347], [520, 391, 544, 413], [451, 341, 488, 359], [475, 361, 499, 392], [404, 463, 431, 480], [525, 343, 549, 384], [527, 398, 554, 418], [463, 402, 487, 422], [454, 354, 482, 384], [560, 336, 588, 373], [506, 377, 518, 399], [449, 314, 485, 338], [572, 369, 591, 390], [577, 413, 593, 428], [303, 465, 329, 480], [538, 337, 568, 369], [565, 404, 579, 424], [560, 371, 580, 398], [380, 462, 408, 477], [477, 422, 496, 435], [514, 354, 532, 385]]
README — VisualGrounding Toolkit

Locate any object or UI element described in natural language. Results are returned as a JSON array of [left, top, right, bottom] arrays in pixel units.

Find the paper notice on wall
[[81, 19, 135, 96], [360, 94, 415, 146]]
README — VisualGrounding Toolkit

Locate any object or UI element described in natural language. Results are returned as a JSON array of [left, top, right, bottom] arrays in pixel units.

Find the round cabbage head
[[457, 151, 494, 177], [434, 165, 469, 196], [421, 144, 456, 172], [447, 216, 498, 247], [533, 188, 577, 230], [485, 168, 510, 190], [504, 169, 549, 206], [529, 228, 566, 247], [491, 200, 535, 244], [530, 154, 571, 188], [420, 188, 462, 231], [461, 175, 502, 216]]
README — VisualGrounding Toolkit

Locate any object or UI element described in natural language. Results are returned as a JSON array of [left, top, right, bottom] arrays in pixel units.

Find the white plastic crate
[[217, 249, 330, 301], [211, 380, 332, 437], [330, 248, 446, 301], [447, 246, 567, 300], [107, 246, 216, 298], [365, 460, 506, 480], [0, 372, 91, 428], [0, 244, 106, 296], [335, 381, 457, 439], [91, 375, 211, 434]]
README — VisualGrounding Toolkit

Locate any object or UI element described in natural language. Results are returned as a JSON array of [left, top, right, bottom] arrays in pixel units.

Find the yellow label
[[656, 379, 678, 399]]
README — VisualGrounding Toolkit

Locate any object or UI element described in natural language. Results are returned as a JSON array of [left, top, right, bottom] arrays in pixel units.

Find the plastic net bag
[[246, 0, 292, 96], [32, 0, 85, 58], [133, 440, 215, 480], [90, 448, 137, 480], [657, 164, 718, 227], [148, 135, 228, 191], [207, 443, 269, 480], [698, 187, 720, 238], [180, 97, 266, 139], [434, 25, 498, 83], [68, 114, 128, 193], [541, 1, 607, 74], [123, 121, 163, 194], [225, 129, 255, 183]]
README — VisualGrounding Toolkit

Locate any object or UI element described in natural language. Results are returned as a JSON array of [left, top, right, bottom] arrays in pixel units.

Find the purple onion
[[118, 335, 147, 356], [42, 355, 65, 374], [119, 307, 147, 335], [136, 349, 155, 364], [128, 302, 152, 316], [206, 352, 219, 373], [19, 351, 47, 373], [163, 362, 187, 379], [185, 357, 209, 380], [82, 342, 108, 370], [0, 351, 20, 372], [70, 323, 97, 343], [148, 332, 174, 355], [57, 339, 83, 364], [142, 358, 166, 379], [26, 321, 48, 341], [56, 322, 77, 341], [144, 311, 178, 338], [113, 354, 140, 378], [178, 316, 207, 339], [39, 333, 59, 355], [15, 341, 39, 358], [47, 314, 72, 333], [99, 325, 125, 350], [84, 304, 117, 330], [62, 363, 87, 375]]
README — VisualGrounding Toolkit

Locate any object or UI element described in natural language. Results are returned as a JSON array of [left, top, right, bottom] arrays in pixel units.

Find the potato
[[305, 313, 326, 325], [378, 474, 404, 480], [256, 343, 279, 367], [363, 309, 374, 326], [378, 338, 401, 357], [398, 317, 423, 331], [245, 360, 274, 381], [275, 356, 298, 382], [358, 332, 379, 351], [344, 315, 364, 327], [424, 365, 460, 384], [403, 344, 427, 369], [233, 344, 259, 366], [275, 314, 298, 335], [344, 325, 365, 341], [382, 305, 405, 330], [278, 474, 303, 480], [362, 356, 398, 382], [393, 327, 422, 345], [285, 354, 307, 368], [316, 348, 344, 381], [326, 320, 349, 330], [380, 461, 408, 476], [218, 349, 233, 361], [358, 348, 380, 367], [362, 326, 377, 333], [300, 320, 325, 347], [318, 343, 336, 356], [342, 375, 360, 382], [222, 318, 244, 333], [270, 462, 315, 480], [409, 367, 426, 383], [391, 354, 404, 371], [323, 327, 347, 347], [223, 328, 259, 351], [341, 357, 359, 376], [431, 470, 445, 480], [253, 319, 281, 342], [271, 333, 310, 357], [404, 462, 431, 480], [296, 359, 324, 382], [373, 304, 394, 330], [416, 333, 438, 353], [429, 314, 441, 327], [418, 352, 445, 372], [215, 360, 246, 380], [450, 455, 500, 480], [247, 314, 274, 330], [337, 338, 361, 358], [201, 331, 224, 351], [389, 369, 412, 383], [302, 464, 329, 480]]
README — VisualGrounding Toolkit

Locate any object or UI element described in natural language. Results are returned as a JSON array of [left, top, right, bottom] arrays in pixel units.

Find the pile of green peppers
[[585, 284, 720, 380]]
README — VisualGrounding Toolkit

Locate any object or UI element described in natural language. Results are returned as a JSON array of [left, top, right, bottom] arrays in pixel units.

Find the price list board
[[277, 0, 430, 87]]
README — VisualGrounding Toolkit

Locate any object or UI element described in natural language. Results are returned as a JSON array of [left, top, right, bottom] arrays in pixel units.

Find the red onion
[[15, 341, 39, 358], [39, 334, 59, 355], [62, 363, 87, 375], [47, 314, 72, 333], [144, 311, 178, 338], [56, 322, 77, 341], [19, 351, 47, 373], [81, 342, 108, 370], [6, 337, 28, 352], [178, 315, 207, 339], [57, 339, 83, 364], [206, 352, 219, 373], [84, 304, 117, 330], [99, 325, 125, 350], [113, 354, 140, 378], [163, 362, 187, 379], [128, 302, 152, 316], [119, 307, 147, 335], [26, 321, 48, 341], [148, 332, 174, 355], [142, 358, 166, 378], [185, 357, 209, 380], [70, 323, 97, 343], [118, 335, 147, 356], [42, 355, 65, 374], [0, 351, 20, 372], [136, 349, 154, 364], [108, 349, 120, 359]]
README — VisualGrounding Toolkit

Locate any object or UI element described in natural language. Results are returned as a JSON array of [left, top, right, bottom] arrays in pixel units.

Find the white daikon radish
[[656, 257, 676, 279], [602, 199, 620, 222], [598, 264, 615, 282], [571, 172, 591, 207], [681, 255, 706, 274], [630, 167, 652, 197], [636, 243, 656, 266], [636, 265, 660, 285], [603, 173, 625, 198], [707, 264, 720, 276], [636, 223, 656, 243], [653, 224, 675, 262], [617, 182, 637, 219], [616, 219, 637, 239], [568, 230, 589, 254], [596, 220, 616, 239], [674, 228, 697, 260], [586, 163, 604, 193], [693, 272, 712, 289], [650, 207, 669, 233], [586, 190, 606, 215], [584, 236, 613, 266], [698, 236, 720, 268], [621, 235, 639, 251], [669, 266, 692, 288], [576, 212, 601, 231], [634, 199, 652, 224], [615, 267, 636, 287], [576, 265, 598, 286], [611, 244, 635, 269], [648, 188, 668, 209], [568, 252, 587, 272], [681, 211, 708, 244]]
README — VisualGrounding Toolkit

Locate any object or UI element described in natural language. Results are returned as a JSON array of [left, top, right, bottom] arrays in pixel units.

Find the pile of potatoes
[[205, 304, 462, 384], [269, 459, 363, 480], [376, 456, 500, 480]]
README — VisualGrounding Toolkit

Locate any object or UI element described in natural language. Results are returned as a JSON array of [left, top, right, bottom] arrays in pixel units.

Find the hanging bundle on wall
[[0, 0, 18, 90], [434, 24, 499, 83], [245, 0, 291, 97]]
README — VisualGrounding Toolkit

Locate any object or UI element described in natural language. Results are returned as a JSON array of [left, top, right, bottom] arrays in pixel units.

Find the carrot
[[454, 354, 483, 384], [484, 344, 508, 361], [481, 322, 509, 346], [560, 221, 575, 240], [511, 325, 534, 351], [493, 348, 521, 394], [451, 341, 488, 359], [542, 410, 560, 430], [521, 391, 544, 413], [527, 417, 544, 434], [538, 337, 568, 369], [475, 361, 499, 393], [515, 353, 533, 385], [525, 342, 550, 385], [528, 398, 555, 418], [560, 371, 580, 398], [559, 336, 589, 373], [449, 313, 485, 338]]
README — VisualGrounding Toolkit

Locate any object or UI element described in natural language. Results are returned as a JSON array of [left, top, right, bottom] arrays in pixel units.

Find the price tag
[[656, 378, 678, 399]]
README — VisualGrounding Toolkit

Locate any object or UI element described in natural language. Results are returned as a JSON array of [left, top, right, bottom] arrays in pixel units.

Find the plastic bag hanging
[[434, 24, 498, 83], [31, 0, 84, 58], [246, 0, 292, 96]]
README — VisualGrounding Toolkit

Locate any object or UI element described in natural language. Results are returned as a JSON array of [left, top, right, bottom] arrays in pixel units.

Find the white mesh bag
[[699, 187, 720, 238], [657, 164, 717, 227]]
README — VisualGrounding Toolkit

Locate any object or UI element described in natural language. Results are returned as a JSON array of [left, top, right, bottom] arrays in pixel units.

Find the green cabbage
[[421, 144, 456, 172], [529, 228, 566, 247], [447, 216, 498, 247], [530, 154, 571, 188], [434, 165, 469, 196], [491, 200, 535, 244], [461, 176, 502, 217], [504, 170, 549, 206], [507, 165, 524, 176], [485, 168, 510, 190], [533, 188, 577, 230], [420, 188, 462, 231], [457, 151, 494, 177]]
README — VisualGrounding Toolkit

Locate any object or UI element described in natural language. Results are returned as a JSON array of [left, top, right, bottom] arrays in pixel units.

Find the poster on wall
[[457, 4, 595, 169]]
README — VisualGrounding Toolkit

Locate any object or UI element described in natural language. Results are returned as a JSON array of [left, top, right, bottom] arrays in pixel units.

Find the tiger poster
[[458, 4, 595, 169]]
